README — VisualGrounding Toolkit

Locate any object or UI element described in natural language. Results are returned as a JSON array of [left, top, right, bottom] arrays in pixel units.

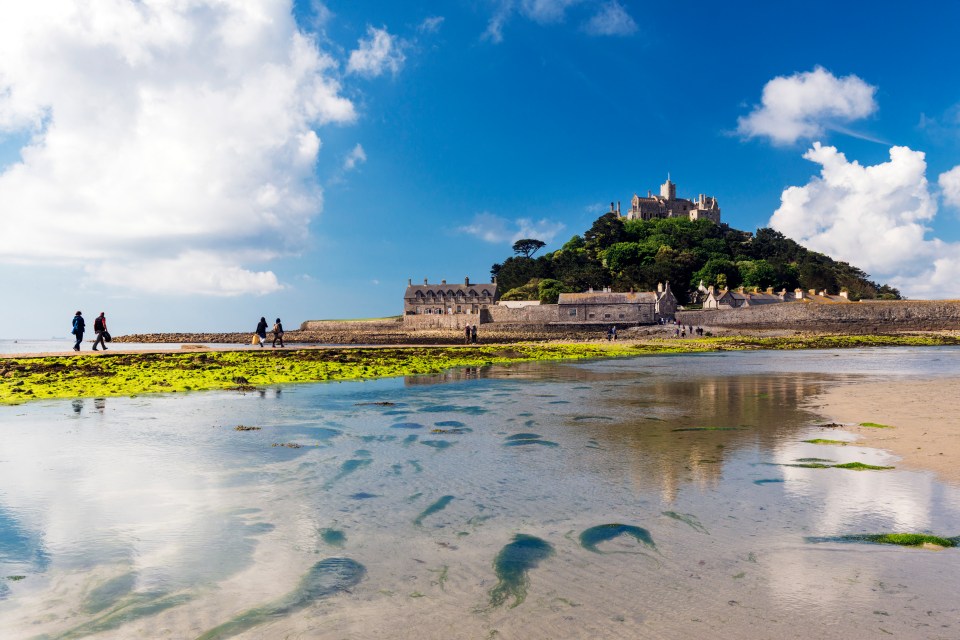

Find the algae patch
[[579, 524, 656, 554], [319, 528, 346, 548], [195, 557, 365, 640], [662, 511, 709, 534], [806, 533, 960, 548], [488, 534, 554, 609], [803, 439, 848, 445], [414, 495, 455, 527]]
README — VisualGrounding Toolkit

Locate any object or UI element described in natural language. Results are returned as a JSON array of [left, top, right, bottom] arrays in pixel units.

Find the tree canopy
[[493, 216, 900, 303]]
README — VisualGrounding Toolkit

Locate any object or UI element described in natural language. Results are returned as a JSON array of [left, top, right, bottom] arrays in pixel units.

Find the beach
[[811, 377, 960, 485]]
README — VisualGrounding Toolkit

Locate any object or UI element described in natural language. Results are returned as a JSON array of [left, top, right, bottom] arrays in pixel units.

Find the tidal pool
[[2, 347, 960, 638]]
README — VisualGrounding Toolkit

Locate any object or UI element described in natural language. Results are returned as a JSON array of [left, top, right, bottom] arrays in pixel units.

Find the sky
[[2, 0, 960, 338]]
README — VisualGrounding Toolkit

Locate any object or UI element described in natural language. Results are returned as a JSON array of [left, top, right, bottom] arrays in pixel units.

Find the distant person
[[255, 317, 268, 348], [471, 325, 478, 344], [71, 311, 85, 351], [465, 325, 471, 344], [612, 325, 617, 341], [272, 318, 284, 348], [92, 312, 108, 351], [606, 326, 613, 341]]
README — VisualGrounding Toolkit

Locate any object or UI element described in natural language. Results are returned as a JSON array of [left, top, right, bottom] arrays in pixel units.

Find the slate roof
[[404, 283, 498, 299]]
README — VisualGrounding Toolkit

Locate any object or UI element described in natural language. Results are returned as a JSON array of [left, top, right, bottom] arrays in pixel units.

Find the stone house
[[557, 282, 678, 324], [403, 277, 499, 317], [703, 286, 850, 310]]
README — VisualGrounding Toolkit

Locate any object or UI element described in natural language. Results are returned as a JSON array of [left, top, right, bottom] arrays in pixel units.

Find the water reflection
[[1, 348, 960, 639]]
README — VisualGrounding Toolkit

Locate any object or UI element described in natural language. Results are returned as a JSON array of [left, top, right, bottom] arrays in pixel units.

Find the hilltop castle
[[608, 178, 721, 224]]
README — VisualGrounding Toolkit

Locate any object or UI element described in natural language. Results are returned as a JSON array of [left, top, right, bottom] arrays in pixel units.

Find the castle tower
[[660, 178, 676, 200]]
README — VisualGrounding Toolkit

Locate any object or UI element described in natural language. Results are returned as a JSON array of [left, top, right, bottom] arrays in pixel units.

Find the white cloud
[[346, 26, 406, 77], [0, 0, 356, 296], [737, 67, 877, 145], [459, 212, 565, 245], [939, 165, 960, 209], [418, 16, 445, 34], [343, 143, 367, 172], [769, 143, 960, 298], [483, 0, 634, 42], [583, 1, 637, 36]]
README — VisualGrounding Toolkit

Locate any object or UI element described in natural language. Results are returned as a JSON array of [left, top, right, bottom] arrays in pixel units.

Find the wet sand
[[810, 377, 960, 485]]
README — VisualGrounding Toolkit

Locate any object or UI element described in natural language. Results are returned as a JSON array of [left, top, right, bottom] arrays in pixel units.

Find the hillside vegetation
[[492, 213, 901, 304]]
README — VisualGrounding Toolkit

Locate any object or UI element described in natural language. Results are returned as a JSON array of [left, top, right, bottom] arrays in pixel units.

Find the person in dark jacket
[[71, 311, 85, 351], [256, 317, 268, 347], [92, 312, 108, 351], [272, 318, 284, 348]]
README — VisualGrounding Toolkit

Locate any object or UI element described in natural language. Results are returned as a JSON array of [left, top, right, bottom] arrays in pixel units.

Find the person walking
[[92, 312, 108, 351], [272, 318, 284, 348], [255, 317, 268, 347], [71, 311, 85, 351], [464, 325, 471, 344], [471, 325, 478, 344]]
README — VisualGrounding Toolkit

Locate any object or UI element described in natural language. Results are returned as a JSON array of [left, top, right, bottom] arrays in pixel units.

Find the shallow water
[[2, 347, 960, 639]]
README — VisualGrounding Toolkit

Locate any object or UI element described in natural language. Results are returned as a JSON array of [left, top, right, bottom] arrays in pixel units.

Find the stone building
[[608, 178, 720, 224], [403, 277, 499, 317], [557, 282, 678, 324], [703, 286, 850, 310]]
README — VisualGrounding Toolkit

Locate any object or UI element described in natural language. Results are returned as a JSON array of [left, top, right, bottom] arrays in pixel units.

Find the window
[[588, 313, 595, 319], [456, 306, 461, 313], [603, 314, 611, 319], [618, 313, 625, 319], [568, 309, 577, 316]]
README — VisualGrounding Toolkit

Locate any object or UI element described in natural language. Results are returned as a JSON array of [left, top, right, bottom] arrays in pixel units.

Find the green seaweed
[[7, 336, 960, 405], [806, 533, 960, 548], [414, 495, 455, 527], [859, 422, 894, 429], [420, 440, 454, 449], [319, 528, 346, 548], [662, 511, 709, 534], [795, 458, 834, 463], [429, 565, 449, 590], [488, 534, 554, 609], [51, 592, 193, 639], [803, 439, 848, 445], [753, 478, 784, 485], [579, 524, 656, 554], [505, 433, 541, 440], [323, 458, 372, 489], [82, 572, 138, 614], [195, 557, 365, 640], [784, 461, 893, 470]]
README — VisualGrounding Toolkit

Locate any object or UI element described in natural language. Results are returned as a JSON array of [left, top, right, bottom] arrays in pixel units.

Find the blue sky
[[2, 0, 960, 338]]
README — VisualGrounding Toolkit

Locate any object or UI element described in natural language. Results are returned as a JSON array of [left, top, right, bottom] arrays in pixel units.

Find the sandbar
[[809, 377, 960, 485]]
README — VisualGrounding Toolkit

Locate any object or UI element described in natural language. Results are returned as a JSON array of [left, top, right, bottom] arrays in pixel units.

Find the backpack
[[94, 317, 104, 332], [272, 323, 281, 334]]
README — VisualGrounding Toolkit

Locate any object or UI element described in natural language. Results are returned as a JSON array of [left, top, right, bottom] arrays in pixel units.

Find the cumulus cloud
[[738, 67, 877, 145], [769, 143, 960, 298], [0, 0, 356, 296], [346, 26, 406, 77], [939, 165, 960, 209], [583, 1, 637, 36], [459, 212, 565, 244]]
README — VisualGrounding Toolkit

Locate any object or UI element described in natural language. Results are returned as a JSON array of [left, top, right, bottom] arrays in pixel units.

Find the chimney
[[424, 278, 428, 285], [818, 290, 826, 297], [648, 190, 652, 197], [839, 291, 849, 299], [617, 200, 621, 215], [465, 276, 470, 286], [657, 282, 663, 293], [809, 289, 816, 296], [408, 278, 412, 286], [441, 279, 446, 285], [738, 286, 745, 294], [766, 287, 773, 294], [588, 287, 594, 293], [492, 276, 497, 284]]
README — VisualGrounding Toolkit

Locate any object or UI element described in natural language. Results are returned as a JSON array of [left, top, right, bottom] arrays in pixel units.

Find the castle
[[607, 178, 721, 224]]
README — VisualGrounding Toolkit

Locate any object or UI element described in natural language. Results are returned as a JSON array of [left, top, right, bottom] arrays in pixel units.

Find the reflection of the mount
[[406, 360, 837, 502]]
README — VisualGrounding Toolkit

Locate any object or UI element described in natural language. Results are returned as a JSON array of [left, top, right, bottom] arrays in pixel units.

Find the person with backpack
[[272, 318, 284, 348], [92, 312, 108, 351], [255, 317, 268, 347], [71, 311, 85, 351]]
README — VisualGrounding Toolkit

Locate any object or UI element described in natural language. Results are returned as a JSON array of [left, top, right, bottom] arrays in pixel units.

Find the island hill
[[398, 178, 936, 335]]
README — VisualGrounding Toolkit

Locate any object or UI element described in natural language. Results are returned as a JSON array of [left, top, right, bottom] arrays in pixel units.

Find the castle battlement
[[608, 178, 720, 224]]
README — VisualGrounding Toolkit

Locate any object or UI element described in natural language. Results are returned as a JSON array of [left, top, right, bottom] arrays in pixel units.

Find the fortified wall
[[678, 300, 960, 332]]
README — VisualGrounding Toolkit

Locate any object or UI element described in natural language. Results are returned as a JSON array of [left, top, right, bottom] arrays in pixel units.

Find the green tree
[[537, 278, 570, 304], [512, 238, 547, 258]]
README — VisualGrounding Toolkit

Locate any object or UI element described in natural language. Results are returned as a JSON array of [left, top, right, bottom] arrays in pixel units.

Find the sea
[[1, 347, 959, 639]]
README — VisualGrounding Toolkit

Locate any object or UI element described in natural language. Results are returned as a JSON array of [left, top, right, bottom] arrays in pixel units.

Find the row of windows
[[417, 306, 482, 314], [414, 290, 491, 299]]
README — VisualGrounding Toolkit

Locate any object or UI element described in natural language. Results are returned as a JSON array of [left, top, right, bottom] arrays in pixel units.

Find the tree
[[537, 279, 570, 304], [512, 238, 546, 258]]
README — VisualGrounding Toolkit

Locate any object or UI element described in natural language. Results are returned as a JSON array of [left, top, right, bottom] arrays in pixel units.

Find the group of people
[[71, 311, 109, 351], [674, 324, 704, 338], [255, 317, 285, 348], [464, 325, 478, 344]]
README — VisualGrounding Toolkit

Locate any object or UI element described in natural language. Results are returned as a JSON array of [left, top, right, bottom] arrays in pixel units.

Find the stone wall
[[486, 304, 560, 324], [678, 300, 960, 332], [401, 314, 482, 330]]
